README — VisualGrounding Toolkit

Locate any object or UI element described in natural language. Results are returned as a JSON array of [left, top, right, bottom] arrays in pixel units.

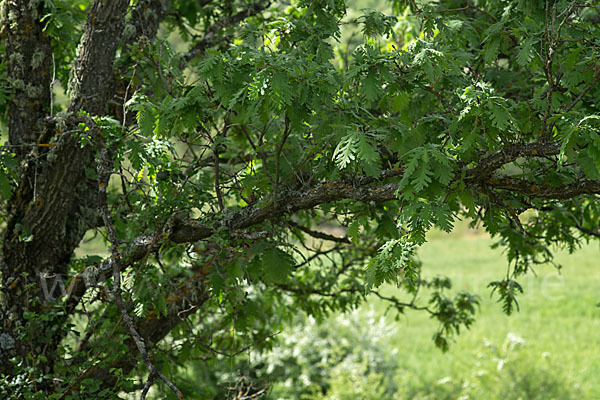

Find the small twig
[[50, 52, 56, 115], [185, 1, 271, 60], [214, 145, 225, 211], [273, 116, 291, 203], [234, 386, 269, 400], [122, 65, 137, 127], [574, 223, 600, 238], [140, 370, 157, 400], [421, 85, 456, 115], [564, 69, 600, 112], [239, 124, 257, 151], [58, 315, 124, 400], [286, 220, 350, 244], [372, 291, 435, 314], [199, 331, 280, 359], [240, 124, 275, 186]]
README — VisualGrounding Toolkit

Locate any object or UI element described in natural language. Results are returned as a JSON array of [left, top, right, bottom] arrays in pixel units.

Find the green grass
[[371, 229, 600, 399]]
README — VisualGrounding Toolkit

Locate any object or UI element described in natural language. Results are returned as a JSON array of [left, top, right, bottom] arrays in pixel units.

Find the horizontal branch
[[169, 175, 401, 243], [575, 224, 600, 238], [287, 221, 351, 244], [65, 169, 403, 312], [486, 177, 600, 199], [466, 141, 561, 180], [66, 148, 600, 388], [65, 140, 600, 314]]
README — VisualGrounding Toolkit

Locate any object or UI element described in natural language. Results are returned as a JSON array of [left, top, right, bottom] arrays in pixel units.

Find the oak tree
[[0, 0, 599, 398]]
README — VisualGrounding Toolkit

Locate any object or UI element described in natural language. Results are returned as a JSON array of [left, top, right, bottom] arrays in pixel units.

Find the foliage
[[0, 0, 599, 398]]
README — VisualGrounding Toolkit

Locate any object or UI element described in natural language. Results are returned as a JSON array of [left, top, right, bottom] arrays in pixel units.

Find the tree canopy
[[0, 0, 599, 398]]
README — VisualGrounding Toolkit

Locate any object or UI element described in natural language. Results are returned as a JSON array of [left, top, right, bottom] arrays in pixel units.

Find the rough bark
[[63, 140, 600, 323], [0, 0, 130, 391], [68, 0, 131, 114], [0, 0, 54, 382], [2, 0, 52, 159], [0, 0, 186, 394], [65, 168, 405, 312]]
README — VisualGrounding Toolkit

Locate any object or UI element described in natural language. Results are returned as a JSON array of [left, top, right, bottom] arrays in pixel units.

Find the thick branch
[[170, 175, 401, 243], [68, 0, 130, 114], [65, 170, 403, 311], [466, 141, 561, 180], [486, 177, 600, 199]]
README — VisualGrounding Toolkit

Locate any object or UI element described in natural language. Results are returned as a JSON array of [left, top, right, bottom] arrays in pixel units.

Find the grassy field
[[372, 227, 600, 399]]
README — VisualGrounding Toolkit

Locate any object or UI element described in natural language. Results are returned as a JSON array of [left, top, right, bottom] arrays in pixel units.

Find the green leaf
[[126, 140, 147, 171], [577, 154, 600, 179], [348, 220, 360, 242], [432, 205, 454, 233], [333, 132, 358, 169], [198, 52, 221, 78], [0, 170, 12, 200], [488, 99, 511, 130], [271, 71, 292, 105], [365, 238, 415, 290], [360, 9, 397, 38], [362, 69, 380, 102], [488, 279, 523, 315], [137, 105, 155, 137], [389, 92, 410, 112], [356, 133, 381, 177], [429, 146, 454, 185], [483, 35, 501, 64], [399, 147, 425, 191], [577, 115, 600, 127], [558, 127, 577, 168], [516, 37, 536, 66], [262, 247, 295, 283], [413, 151, 433, 192]]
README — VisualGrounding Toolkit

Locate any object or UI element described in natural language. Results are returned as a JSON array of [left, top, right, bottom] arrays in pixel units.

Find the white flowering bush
[[252, 308, 400, 399]]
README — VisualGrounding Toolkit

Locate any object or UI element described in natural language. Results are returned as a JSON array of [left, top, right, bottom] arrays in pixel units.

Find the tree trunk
[[0, 0, 129, 393]]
